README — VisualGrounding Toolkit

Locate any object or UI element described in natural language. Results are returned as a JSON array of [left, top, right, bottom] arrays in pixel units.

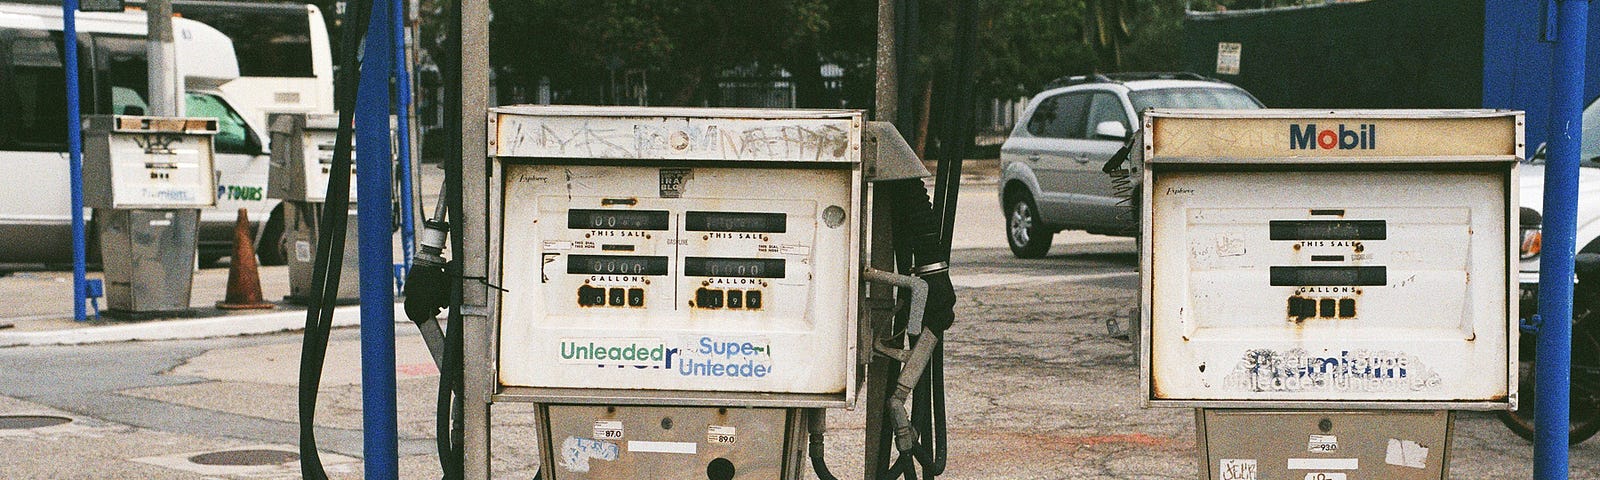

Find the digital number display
[[1270, 220, 1386, 240], [567, 255, 669, 276], [685, 211, 787, 233], [567, 209, 670, 230], [683, 257, 786, 278], [1269, 266, 1387, 286]]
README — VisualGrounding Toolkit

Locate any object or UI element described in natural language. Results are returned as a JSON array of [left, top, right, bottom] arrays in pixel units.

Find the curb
[[0, 303, 402, 348]]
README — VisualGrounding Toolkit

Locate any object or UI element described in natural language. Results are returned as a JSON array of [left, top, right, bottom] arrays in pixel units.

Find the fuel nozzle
[[405, 195, 452, 325]]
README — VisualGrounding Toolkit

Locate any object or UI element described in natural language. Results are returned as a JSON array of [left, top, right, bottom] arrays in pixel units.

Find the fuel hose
[[296, 0, 371, 475]]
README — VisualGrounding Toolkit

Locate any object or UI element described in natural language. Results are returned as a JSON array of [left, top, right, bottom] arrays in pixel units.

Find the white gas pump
[[486, 107, 861, 479], [268, 112, 361, 303], [83, 115, 218, 314], [1138, 110, 1521, 479], [443, 106, 949, 480]]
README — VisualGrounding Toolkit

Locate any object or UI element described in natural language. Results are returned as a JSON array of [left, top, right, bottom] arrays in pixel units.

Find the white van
[[0, 3, 278, 265]]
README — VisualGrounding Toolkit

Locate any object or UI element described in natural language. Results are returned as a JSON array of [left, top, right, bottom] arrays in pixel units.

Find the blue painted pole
[[391, 0, 416, 292], [356, 0, 398, 475], [1537, 0, 1585, 477], [64, 0, 86, 322]]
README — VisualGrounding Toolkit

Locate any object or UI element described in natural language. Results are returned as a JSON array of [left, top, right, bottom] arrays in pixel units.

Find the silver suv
[[998, 73, 1262, 257]]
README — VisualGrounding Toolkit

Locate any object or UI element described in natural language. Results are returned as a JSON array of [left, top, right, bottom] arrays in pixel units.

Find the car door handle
[[1028, 155, 1042, 163], [1073, 155, 1090, 164]]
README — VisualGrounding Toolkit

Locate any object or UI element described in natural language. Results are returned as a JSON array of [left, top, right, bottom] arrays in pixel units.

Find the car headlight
[[1521, 207, 1543, 260]]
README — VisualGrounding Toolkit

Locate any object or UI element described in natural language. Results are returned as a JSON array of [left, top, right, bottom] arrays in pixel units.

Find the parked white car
[[997, 73, 1262, 258]]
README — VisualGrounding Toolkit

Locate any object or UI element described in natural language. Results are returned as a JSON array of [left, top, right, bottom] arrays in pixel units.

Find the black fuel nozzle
[[405, 199, 452, 325]]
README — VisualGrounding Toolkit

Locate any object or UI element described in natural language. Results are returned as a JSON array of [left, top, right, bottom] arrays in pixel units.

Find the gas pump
[[1138, 110, 1522, 479], [389, 106, 945, 479], [83, 115, 218, 315], [268, 112, 362, 304]]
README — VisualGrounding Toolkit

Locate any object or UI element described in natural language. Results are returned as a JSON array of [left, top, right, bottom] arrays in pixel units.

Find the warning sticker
[[707, 425, 737, 445], [1216, 42, 1242, 75], [593, 420, 624, 440]]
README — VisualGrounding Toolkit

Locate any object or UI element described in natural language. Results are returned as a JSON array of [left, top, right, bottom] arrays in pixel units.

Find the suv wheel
[[1006, 192, 1052, 258]]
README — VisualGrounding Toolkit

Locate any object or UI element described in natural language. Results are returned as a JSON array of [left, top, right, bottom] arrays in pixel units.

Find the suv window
[[1085, 92, 1129, 137], [1026, 92, 1091, 138], [185, 93, 260, 154]]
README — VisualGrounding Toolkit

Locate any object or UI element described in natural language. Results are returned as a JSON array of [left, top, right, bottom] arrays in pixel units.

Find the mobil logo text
[[1289, 123, 1376, 150]]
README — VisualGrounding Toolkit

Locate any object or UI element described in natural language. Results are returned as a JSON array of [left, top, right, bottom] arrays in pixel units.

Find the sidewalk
[[0, 264, 380, 347]]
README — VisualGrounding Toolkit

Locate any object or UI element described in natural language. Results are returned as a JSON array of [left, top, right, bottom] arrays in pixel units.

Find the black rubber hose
[[297, 0, 371, 475], [438, 0, 467, 475], [874, 178, 956, 480]]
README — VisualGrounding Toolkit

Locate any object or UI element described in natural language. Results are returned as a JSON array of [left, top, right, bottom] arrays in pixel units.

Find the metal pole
[[356, 0, 398, 475], [146, 0, 179, 116], [65, 0, 86, 322], [392, 0, 416, 292], [865, 2, 898, 475], [461, 0, 493, 474], [1536, 0, 1585, 476]]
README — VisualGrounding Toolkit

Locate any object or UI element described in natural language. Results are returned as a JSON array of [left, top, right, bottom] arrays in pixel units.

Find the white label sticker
[[593, 420, 624, 440], [295, 240, 312, 262], [559, 436, 619, 473], [1308, 434, 1339, 453], [707, 425, 736, 445], [1304, 474, 1347, 480], [1220, 459, 1258, 480], [1287, 458, 1358, 470], [628, 440, 697, 454], [542, 240, 575, 251], [1385, 438, 1430, 469]]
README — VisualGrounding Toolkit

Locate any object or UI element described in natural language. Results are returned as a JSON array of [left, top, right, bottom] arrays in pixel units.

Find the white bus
[[0, 3, 280, 265]]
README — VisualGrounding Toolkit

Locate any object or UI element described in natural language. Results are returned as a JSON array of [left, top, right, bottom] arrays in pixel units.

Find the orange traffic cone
[[217, 208, 275, 310]]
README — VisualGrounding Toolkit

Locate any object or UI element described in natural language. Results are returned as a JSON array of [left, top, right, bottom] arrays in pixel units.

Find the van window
[[185, 93, 260, 154], [176, 5, 313, 78], [1, 31, 70, 149], [92, 35, 149, 115]]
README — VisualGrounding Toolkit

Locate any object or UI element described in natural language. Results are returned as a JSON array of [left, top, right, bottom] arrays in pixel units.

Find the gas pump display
[[492, 109, 862, 399], [84, 115, 218, 209], [1142, 110, 1521, 407]]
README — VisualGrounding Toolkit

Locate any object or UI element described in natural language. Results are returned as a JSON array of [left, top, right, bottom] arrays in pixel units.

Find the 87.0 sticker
[[592, 420, 624, 440], [706, 425, 736, 445]]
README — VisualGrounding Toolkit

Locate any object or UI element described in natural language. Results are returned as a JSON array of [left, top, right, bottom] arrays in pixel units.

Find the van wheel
[[256, 206, 288, 266], [1006, 192, 1052, 258]]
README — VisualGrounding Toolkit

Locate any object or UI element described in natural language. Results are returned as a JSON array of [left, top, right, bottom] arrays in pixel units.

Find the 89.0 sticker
[[706, 425, 737, 445]]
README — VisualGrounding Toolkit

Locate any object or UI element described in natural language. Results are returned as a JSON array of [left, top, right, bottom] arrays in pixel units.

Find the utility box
[[83, 115, 218, 314], [487, 106, 863, 479], [1138, 109, 1520, 480], [267, 112, 361, 304]]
